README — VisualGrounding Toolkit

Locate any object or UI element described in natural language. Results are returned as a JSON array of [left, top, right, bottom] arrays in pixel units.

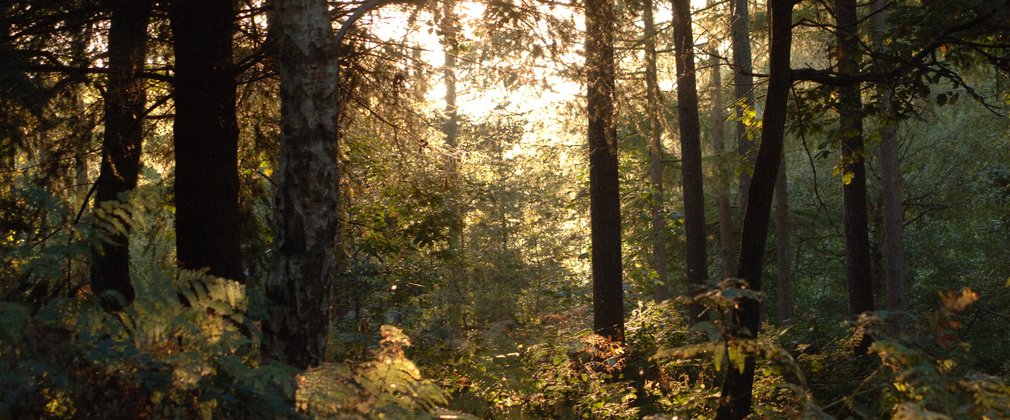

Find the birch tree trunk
[[266, 0, 340, 369]]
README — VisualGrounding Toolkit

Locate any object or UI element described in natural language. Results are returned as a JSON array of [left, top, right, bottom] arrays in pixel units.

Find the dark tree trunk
[[873, 0, 907, 311], [170, 0, 243, 281], [836, 0, 875, 346], [643, 0, 670, 301], [730, 0, 755, 215], [716, 0, 794, 417], [671, 0, 708, 318], [266, 0, 341, 369], [586, 0, 624, 342], [91, 0, 151, 309], [709, 22, 734, 280], [775, 147, 793, 321]]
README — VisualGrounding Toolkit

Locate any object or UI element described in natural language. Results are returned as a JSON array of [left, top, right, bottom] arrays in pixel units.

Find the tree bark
[[775, 147, 793, 321], [586, 0, 624, 342], [170, 0, 244, 281], [671, 0, 708, 318], [835, 0, 875, 338], [873, 0, 907, 312], [91, 0, 151, 309], [643, 0, 670, 301], [730, 0, 755, 215], [266, 0, 341, 369], [708, 13, 734, 280], [438, 0, 467, 335], [716, 0, 793, 417]]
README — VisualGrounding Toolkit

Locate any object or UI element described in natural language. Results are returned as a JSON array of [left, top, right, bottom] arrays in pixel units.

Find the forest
[[2, 0, 1009, 418]]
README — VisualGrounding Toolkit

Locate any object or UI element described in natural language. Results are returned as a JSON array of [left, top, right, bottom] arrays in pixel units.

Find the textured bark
[[671, 0, 708, 317], [586, 0, 624, 342], [170, 0, 243, 281], [730, 0, 755, 214], [775, 148, 793, 321], [716, 0, 793, 417], [643, 0, 670, 301], [709, 24, 735, 280], [873, 0, 907, 311], [266, 0, 341, 369], [836, 0, 875, 334], [91, 0, 151, 309]]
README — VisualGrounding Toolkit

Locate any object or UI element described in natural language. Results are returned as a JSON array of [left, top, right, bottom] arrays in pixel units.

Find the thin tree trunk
[[775, 147, 793, 321], [266, 0, 341, 369], [643, 0, 670, 301], [91, 0, 151, 309], [170, 0, 244, 281], [873, 0, 907, 312], [835, 0, 875, 349], [439, 0, 467, 334], [730, 0, 755, 215], [709, 16, 734, 280], [586, 0, 624, 342], [716, 0, 794, 417], [671, 0, 708, 318]]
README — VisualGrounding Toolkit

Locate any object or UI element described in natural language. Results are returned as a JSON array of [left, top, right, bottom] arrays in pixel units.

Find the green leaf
[[728, 345, 747, 374], [713, 345, 725, 372]]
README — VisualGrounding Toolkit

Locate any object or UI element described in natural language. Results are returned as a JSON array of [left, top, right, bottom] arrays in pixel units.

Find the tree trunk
[[671, 0, 708, 318], [708, 14, 734, 280], [170, 0, 244, 281], [586, 0, 624, 342], [835, 0, 875, 342], [91, 0, 151, 309], [438, 0, 467, 335], [775, 147, 793, 321], [716, 0, 793, 417], [643, 0, 670, 301], [266, 0, 341, 369], [730, 0, 755, 215], [873, 0, 907, 312]]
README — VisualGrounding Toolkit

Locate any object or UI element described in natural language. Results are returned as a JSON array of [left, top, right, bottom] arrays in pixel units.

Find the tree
[[835, 0, 874, 347], [438, 0, 467, 332], [90, 0, 152, 310], [170, 0, 243, 281], [265, 0, 341, 369], [775, 146, 792, 321], [708, 2, 734, 281], [586, 0, 624, 341], [671, 0, 708, 316], [730, 0, 755, 217], [642, 0, 670, 301], [872, 0, 907, 312], [716, 0, 794, 417]]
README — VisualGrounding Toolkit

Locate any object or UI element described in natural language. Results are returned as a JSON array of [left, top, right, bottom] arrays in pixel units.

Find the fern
[[296, 325, 449, 418]]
